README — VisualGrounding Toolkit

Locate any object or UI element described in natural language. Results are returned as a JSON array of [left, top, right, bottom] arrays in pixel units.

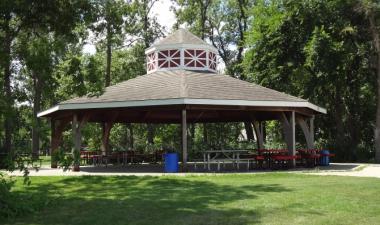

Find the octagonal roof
[[38, 70, 326, 118]]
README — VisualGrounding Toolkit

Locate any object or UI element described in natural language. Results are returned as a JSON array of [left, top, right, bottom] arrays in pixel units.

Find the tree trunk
[[128, 123, 134, 149], [2, 26, 13, 154], [244, 121, 254, 141], [261, 121, 267, 143], [72, 114, 82, 171], [335, 90, 346, 160], [369, 10, 380, 163], [141, 1, 156, 145], [217, 124, 222, 148], [199, 0, 210, 40], [32, 74, 42, 159], [236, 0, 247, 63], [190, 123, 195, 151], [181, 109, 188, 170], [203, 123, 208, 146], [101, 122, 113, 155], [375, 57, 380, 163], [102, 23, 113, 152], [234, 123, 241, 140], [105, 23, 112, 87], [51, 119, 69, 168], [147, 124, 154, 144]]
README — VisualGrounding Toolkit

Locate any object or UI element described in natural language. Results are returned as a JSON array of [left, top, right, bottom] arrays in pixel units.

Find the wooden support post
[[72, 114, 80, 151], [101, 122, 113, 155], [244, 121, 254, 141], [259, 121, 266, 143], [296, 116, 315, 149], [310, 116, 315, 147], [101, 113, 118, 155], [51, 118, 69, 168], [290, 111, 296, 166], [280, 111, 296, 167], [252, 121, 264, 149], [280, 112, 291, 148], [72, 114, 81, 171], [182, 109, 188, 171], [51, 120, 57, 168]]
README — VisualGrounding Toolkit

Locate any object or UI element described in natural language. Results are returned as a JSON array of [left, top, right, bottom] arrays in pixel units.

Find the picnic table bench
[[203, 149, 248, 171]]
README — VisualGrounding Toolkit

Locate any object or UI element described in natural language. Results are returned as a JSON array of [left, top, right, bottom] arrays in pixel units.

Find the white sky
[[152, 0, 177, 32], [83, 0, 176, 54]]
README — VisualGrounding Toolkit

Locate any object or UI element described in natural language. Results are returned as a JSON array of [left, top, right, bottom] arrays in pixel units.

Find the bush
[[0, 172, 18, 218], [0, 173, 48, 219], [0, 155, 51, 219], [0, 173, 34, 218]]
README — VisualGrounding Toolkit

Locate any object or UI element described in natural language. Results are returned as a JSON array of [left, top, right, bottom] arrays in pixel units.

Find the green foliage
[[244, 0, 376, 161], [51, 147, 75, 171], [173, 0, 253, 78], [0, 172, 53, 219], [0, 173, 22, 218], [0, 152, 51, 218]]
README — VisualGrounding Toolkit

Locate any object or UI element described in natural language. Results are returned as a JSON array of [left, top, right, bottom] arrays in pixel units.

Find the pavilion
[[38, 29, 326, 170]]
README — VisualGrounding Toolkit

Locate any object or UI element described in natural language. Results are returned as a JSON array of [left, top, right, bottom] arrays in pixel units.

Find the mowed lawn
[[4, 173, 380, 225]]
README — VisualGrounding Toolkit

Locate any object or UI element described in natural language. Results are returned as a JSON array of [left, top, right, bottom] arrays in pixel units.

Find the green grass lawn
[[3, 173, 380, 225], [38, 156, 51, 166]]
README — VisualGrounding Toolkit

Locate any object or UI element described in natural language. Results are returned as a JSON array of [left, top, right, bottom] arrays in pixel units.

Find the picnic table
[[297, 149, 321, 167], [256, 149, 301, 169], [203, 150, 249, 170]]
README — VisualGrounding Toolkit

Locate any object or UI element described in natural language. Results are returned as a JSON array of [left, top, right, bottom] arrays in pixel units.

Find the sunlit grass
[[4, 174, 380, 225]]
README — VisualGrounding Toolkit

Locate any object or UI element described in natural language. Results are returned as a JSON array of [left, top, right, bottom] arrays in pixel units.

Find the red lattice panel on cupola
[[146, 53, 157, 72], [184, 49, 207, 68], [158, 50, 181, 68], [208, 52, 217, 70]]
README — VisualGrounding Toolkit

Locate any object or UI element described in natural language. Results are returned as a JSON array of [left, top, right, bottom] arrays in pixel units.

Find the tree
[[0, 1, 31, 154], [91, 0, 137, 87], [358, 1, 380, 163], [173, 0, 254, 142], [134, 0, 164, 145], [0, 0, 93, 155], [17, 34, 56, 158], [173, 0, 212, 39], [244, 0, 375, 161]]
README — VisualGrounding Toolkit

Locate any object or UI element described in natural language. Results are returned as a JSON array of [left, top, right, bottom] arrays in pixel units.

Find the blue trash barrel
[[320, 150, 330, 166], [164, 153, 179, 173]]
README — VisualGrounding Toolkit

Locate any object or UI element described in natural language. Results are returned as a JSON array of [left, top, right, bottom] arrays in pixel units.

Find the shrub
[[0, 172, 18, 218], [0, 155, 50, 219], [0, 173, 48, 219]]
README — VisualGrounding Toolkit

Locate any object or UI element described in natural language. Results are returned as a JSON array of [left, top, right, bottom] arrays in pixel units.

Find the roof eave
[[37, 105, 60, 117], [37, 98, 327, 118]]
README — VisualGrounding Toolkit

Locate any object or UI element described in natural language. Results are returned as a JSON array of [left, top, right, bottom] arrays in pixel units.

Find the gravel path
[[3, 163, 380, 178], [303, 163, 380, 178]]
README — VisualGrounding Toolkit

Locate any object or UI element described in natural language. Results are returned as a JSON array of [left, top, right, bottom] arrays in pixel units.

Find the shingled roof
[[38, 70, 326, 117], [151, 28, 208, 47], [63, 70, 303, 103], [38, 29, 326, 118]]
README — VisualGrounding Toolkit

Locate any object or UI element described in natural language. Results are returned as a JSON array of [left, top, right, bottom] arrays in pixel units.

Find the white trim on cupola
[[145, 27, 219, 75], [146, 46, 218, 74]]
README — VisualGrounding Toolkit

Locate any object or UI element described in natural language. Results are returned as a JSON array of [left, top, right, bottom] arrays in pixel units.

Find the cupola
[[145, 29, 218, 74]]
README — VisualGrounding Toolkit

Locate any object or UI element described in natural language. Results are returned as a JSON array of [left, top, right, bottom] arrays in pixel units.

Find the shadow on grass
[[6, 176, 292, 225]]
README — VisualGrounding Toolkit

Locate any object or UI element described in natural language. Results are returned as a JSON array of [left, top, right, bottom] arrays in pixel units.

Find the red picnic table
[[257, 149, 297, 169]]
